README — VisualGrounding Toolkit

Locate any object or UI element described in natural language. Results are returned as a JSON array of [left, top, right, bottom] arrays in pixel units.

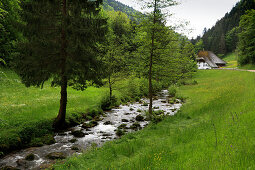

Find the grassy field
[[222, 53, 238, 68], [54, 70, 255, 169], [222, 53, 255, 70], [0, 68, 111, 154]]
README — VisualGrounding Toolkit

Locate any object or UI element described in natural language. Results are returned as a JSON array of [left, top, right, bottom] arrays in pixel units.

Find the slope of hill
[[103, 0, 140, 20], [199, 0, 255, 55]]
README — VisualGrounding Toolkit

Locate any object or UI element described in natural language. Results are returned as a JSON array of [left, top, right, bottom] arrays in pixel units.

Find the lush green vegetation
[[0, 68, 107, 155], [54, 70, 255, 169], [222, 53, 238, 68], [237, 9, 255, 66], [192, 0, 255, 55], [0, 67, 170, 156]]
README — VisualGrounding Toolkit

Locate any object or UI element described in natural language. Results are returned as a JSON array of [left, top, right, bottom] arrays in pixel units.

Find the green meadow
[[223, 53, 238, 68], [0, 68, 154, 155], [0, 68, 110, 154], [53, 70, 255, 169]]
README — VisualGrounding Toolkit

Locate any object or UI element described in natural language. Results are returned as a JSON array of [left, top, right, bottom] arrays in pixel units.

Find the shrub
[[168, 86, 177, 97]]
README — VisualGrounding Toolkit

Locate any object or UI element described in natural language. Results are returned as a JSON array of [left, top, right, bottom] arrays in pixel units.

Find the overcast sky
[[116, 0, 240, 38]]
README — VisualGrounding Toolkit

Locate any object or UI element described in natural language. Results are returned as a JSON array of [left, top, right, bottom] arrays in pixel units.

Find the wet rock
[[103, 121, 112, 125], [121, 119, 129, 122], [153, 106, 159, 109], [71, 130, 86, 138], [71, 146, 79, 151], [129, 108, 134, 111], [116, 129, 124, 137], [137, 109, 142, 113], [46, 152, 66, 160], [118, 124, 127, 129], [16, 159, 28, 168], [69, 138, 77, 143], [130, 122, 141, 130], [124, 113, 131, 115], [25, 153, 35, 161], [57, 132, 66, 136], [0, 166, 20, 170], [142, 103, 148, 106], [82, 120, 98, 129], [102, 133, 112, 137], [161, 100, 167, 103], [169, 99, 175, 104], [94, 116, 103, 121], [135, 115, 144, 121]]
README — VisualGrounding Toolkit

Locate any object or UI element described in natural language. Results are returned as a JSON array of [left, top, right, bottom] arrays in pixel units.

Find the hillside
[[103, 0, 140, 20], [198, 0, 255, 55]]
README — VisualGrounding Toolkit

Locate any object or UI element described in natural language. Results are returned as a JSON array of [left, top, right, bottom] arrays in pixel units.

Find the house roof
[[197, 51, 226, 68]]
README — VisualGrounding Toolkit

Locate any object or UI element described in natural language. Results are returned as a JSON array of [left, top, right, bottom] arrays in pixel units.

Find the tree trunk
[[148, 0, 157, 117], [55, 76, 67, 129], [54, 0, 67, 130], [109, 75, 112, 100]]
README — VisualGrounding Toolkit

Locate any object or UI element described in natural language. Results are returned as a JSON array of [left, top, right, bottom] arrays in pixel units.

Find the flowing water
[[0, 90, 182, 170]]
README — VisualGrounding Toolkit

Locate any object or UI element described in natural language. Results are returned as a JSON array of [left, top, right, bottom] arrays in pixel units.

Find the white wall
[[197, 62, 211, 70]]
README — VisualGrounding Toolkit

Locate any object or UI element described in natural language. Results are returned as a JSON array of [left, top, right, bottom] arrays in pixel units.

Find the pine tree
[[137, 0, 177, 117], [14, 0, 107, 129]]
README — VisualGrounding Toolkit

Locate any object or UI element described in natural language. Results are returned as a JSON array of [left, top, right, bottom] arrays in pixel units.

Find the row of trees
[[1, 0, 196, 129], [192, 0, 255, 55], [237, 9, 255, 65]]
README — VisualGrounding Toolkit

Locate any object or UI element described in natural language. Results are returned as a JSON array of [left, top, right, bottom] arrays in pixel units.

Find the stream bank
[[0, 90, 182, 170]]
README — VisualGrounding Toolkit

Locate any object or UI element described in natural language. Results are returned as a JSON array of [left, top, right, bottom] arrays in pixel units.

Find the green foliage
[[0, 0, 21, 64], [168, 85, 177, 97], [200, 0, 255, 54], [194, 39, 204, 54], [103, 0, 140, 21], [14, 0, 107, 89], [225, 27, 239, 52], [237, 9, 255, 66]]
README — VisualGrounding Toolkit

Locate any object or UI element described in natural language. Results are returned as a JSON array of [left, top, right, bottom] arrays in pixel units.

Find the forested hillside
[[103, 0, 140, 20], [195, 0, 255, 55]]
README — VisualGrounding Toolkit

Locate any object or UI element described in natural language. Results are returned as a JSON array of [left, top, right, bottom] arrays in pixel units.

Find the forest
[[192, 0, 255, 67], [1, 0, 255, 169]]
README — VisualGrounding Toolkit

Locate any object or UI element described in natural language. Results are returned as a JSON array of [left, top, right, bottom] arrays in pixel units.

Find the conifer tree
[[14, 0, 107, 129], [137, 0, 177, 117]]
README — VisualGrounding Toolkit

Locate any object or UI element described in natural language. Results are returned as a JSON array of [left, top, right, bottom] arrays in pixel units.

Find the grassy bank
[[222, 53, 238, 68], [0, 68, 110, 155], [54, 70, 255, 169], [0, 68, 166, 156], [222, 53, 255, 70]]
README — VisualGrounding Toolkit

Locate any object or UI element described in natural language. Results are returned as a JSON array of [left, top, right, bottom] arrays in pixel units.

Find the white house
[[196, 51, 227, 70]]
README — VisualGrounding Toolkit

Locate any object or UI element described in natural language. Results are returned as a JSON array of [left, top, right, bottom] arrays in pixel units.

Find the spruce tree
[[14, 0, 107, 129], [137, 0, 177, 117]]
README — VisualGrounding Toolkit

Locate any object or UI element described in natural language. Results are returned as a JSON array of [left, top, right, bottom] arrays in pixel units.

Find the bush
[[168, 86, 177, 97]]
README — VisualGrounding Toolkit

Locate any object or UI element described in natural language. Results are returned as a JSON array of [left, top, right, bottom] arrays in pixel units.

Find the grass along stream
[[0, 90, 182, 170]]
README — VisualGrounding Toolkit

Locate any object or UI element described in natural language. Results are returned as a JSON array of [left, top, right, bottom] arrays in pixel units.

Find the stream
[[0, 90, 182, 170]]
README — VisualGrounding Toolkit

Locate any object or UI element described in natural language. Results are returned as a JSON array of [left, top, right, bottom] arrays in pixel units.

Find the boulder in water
[[46, 152, 66, 160]]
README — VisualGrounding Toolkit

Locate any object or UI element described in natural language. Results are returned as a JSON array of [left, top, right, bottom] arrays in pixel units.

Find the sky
[[116, 0, 240, 38]]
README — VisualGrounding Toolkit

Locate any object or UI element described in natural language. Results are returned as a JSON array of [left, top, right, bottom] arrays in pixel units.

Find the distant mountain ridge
[[103, 0, 140, 20]]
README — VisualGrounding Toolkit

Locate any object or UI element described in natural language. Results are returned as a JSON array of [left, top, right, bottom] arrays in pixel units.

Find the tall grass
[[54, 70, 255, 169]]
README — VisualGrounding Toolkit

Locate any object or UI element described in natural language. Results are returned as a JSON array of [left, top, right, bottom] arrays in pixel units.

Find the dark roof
[[197, 51, 227, 68]]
